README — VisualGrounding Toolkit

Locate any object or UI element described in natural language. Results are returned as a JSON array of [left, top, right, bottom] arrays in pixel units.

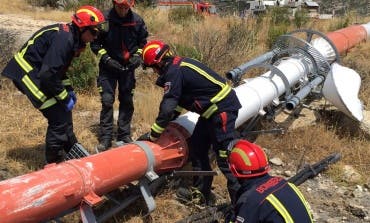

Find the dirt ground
[[0, 13, 369, 223]]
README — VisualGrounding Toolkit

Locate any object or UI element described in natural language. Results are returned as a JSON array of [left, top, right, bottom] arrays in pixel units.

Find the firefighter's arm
[[149, 97, 179, 141], [40, 31, 75, 110]]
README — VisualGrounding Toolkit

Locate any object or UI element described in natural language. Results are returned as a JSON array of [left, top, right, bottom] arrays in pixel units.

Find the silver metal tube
[[286, 76, 324, 110]]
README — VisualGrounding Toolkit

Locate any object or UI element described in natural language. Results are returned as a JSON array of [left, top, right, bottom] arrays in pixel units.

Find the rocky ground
[[0, 13, 369, 223]]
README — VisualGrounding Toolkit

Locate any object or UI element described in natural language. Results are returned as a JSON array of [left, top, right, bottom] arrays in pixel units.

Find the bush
[[171, 44, 202, 61], [267, 25, 288, 49], [293, 9, 309, 28], [168, 7, 203, 25], [269, 7, 290, 26], [66, 46, 98, 91]]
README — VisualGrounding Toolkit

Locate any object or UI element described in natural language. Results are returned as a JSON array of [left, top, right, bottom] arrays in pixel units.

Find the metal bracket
[[139, 178, 156, 213], [288, 29, 341, 64], [132, 141, 159, 181], [245, 63, 292, 103], [80, 202, 97, 223], [132, 141, 158, 213]]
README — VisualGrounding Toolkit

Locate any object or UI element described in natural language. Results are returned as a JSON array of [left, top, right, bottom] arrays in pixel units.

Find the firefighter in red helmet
[[1, 5, 106, 164], [91, 0, 148, 150], [227, 139, 313, 223], [139, 40, 242, 206]]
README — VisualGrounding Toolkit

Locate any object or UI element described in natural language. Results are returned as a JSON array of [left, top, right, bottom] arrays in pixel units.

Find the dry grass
[[0, 2, 370, 222], [0, 0, 71, 21]]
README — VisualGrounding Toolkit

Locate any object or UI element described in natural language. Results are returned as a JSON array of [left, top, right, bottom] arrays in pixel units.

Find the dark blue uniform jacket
[[90, 8, 148, 66], [234, 174, 313, 223], [154, 56, 241, 132], [2, 23, 84, 109]]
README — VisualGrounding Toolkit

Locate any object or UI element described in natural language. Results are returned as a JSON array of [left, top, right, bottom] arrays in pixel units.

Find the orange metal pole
[[326, 25, 368, 54], [0, 123, 189, 223]]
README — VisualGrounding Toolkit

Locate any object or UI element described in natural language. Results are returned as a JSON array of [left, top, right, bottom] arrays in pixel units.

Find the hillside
[[0, 6, 370, 223]]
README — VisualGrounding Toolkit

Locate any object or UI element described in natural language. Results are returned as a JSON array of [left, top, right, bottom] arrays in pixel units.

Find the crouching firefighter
[[1, 6, 107, 163], [227, 139, 313, 223], [138, 40, 242, 205]]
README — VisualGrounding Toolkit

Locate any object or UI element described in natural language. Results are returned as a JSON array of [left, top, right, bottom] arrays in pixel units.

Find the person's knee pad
[[101, 93, 114, 107]]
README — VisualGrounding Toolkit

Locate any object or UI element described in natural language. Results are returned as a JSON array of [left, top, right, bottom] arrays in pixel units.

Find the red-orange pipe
[[0, 123, 189, 223], [326, 25, 368, 54]]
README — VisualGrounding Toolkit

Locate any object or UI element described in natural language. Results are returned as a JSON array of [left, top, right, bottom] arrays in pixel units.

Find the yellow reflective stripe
[[77, 8, 101, 22], [210, 85, 231, 103], [39, 98, 57, 110], [175, 105, 183, 113], [151, 123, 165, 134], [201, 104, 217, 118], [231, 148, 251, 165], [21, 75, 47, 102], [136, 48, 143, 54], [98, 49, 107, 60], [219, 150, 228, 158], [288, 183, 313, 222], [98, 86, 103, 93], [266, 194, 294, 223], [15, 27, 59, 73], [143, 44, 160, 58], [55, 89, 68, 100], [62, 79, 71, 86], [14, 53, 33, 73], [18, 27, 59, 58], [180, 62, 225, 88]]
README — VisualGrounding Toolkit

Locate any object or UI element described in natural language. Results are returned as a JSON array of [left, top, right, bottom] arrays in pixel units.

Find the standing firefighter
[[227, 139, 313, 223], [1, 6, 107, 163], [91, 0, 148, 151], [139, 40, 242, 205]]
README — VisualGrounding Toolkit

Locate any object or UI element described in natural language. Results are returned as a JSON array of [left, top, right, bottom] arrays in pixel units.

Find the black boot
[[96, 139, 112, 152]]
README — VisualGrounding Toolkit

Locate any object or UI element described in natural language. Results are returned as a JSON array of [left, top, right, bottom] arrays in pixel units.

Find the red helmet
[[142, 40, 170, 67], [72, 5, 106, 29], [113, 0, 135, 8], [228, 140, 270, 178]]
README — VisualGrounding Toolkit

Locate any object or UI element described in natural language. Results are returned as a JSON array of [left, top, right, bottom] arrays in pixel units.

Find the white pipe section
[[174, 57, 308, 134], [361, 22, 370, 38]]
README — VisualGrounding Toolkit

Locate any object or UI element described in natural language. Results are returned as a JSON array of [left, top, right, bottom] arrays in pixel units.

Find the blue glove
[[68, 91, 77, 103], [64, 97, 75, 112]]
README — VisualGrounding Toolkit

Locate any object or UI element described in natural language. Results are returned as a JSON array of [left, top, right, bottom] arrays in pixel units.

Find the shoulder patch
[[236, 216, 245, 223], [164, 82, 171, 94]]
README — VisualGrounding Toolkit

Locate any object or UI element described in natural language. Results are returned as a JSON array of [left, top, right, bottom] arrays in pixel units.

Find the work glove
[[137, 132, 158, 142], [128, 54, 143, 70], [102, 55, 125, 73], [68, 91, 77, 104], [171, 110, 181, 121], [62, 96, 75, 112]]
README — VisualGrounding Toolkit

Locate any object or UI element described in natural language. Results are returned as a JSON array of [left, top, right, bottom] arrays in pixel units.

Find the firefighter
[[1, 5, 106, 164], [227, 139, 313, 223], [91, 0, 148, 151], [139, 40, 242, 205]]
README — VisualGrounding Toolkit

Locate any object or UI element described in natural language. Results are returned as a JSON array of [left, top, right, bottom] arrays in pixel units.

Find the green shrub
[[293, 9, 309, 28], [66, 46, 98, 91], [329, 15, 351, 31], [168, 7, 203, 25], [269, 7, 290, 26], [171, 44, 202, 61], [267, 25, 288, 49]]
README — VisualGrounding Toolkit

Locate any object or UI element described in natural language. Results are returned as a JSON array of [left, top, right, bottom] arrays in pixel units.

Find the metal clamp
[[132, 141, 159, 181], [129, 141, 160, 213]]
